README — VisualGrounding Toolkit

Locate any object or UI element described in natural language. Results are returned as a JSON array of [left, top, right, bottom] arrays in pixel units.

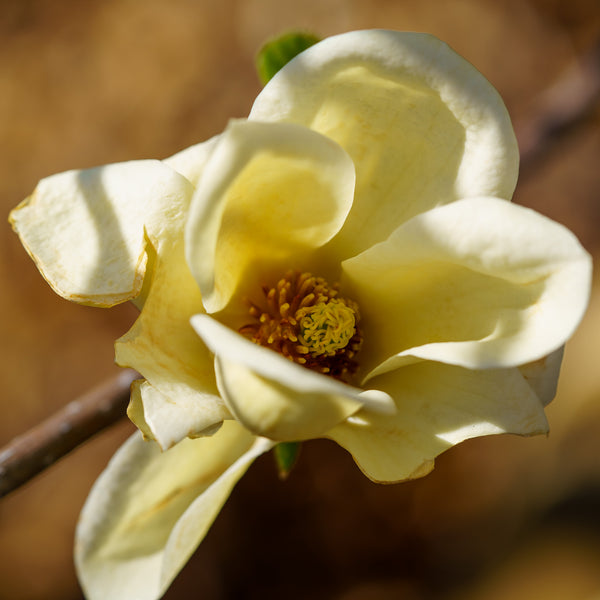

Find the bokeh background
[[1, 1, 600, 598]]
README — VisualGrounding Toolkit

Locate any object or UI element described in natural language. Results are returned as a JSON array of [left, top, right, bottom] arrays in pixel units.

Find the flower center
[[297, 300, 356, 357], [239, 271, 362, 381]]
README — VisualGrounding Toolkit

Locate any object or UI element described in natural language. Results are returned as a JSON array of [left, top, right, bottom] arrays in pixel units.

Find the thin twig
[[0, 369, 138, 498]]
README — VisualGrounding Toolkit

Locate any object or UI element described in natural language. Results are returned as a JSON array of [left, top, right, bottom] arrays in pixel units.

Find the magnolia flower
[[10, 30, 591, 600]]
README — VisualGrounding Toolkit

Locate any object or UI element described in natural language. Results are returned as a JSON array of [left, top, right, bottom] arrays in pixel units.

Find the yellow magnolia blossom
[[10, 30, 591, 600]]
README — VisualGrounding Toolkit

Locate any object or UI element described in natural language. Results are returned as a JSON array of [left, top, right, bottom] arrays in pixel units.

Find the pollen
[[297, 300, 356, 356], [239, 271, 362, 381]]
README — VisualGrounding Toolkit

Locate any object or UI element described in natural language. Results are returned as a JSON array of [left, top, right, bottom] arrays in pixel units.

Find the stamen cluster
[[239, 271, 362, 380]]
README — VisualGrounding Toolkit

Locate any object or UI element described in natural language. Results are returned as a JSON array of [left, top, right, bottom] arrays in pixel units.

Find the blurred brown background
[[1, 0, 600, 598]]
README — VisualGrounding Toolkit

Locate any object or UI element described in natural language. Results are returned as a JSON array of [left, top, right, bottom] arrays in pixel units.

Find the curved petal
[[191, 314, 394, 441], [127, 380, 155, 442], [163, 135, 220, 188], [76, 422, 273, 600], [9, 160, 194, 306], [250, 30, 519, 257], [185, 119, 355, 315], [327, 361, 548, 483], [341, 197, 592, 378], [116, 238, 230, 446], [127, 380, 224, 451], [519, 347, 564, 407]]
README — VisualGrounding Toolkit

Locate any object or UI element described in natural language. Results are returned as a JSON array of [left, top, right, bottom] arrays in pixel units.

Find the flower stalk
[[0, 369, 137, 498]]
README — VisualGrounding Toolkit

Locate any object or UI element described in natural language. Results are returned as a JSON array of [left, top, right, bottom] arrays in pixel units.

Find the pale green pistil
[[298, 299, 356, 357]]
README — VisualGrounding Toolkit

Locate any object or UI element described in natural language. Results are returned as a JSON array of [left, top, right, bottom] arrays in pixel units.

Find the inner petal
[[308, 66, 466, 253], [185, 120, 355, 317], [251, 31, 519, 257], [116, 238, 229, 447], [347, 258, 543, 379], [342, 197, 591, 377], [191, 314, 394, 442]]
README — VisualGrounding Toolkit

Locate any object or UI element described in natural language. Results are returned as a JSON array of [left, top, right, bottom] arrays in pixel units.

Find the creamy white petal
[[116, 239, 230, 446], [341, 197, 591, 378], [191, 314, 394, 441], [114, 135, 233, 441], [128, 380, 224, 450], [10, 161, 194, 306], [251, 30, 519, 257], [76, 422, 273, 600], [163, 135, 221, 188], [328, 361, 548, 483], [185, 119, 355, 315]]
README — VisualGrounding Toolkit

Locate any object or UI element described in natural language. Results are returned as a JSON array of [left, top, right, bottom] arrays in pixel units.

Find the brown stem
[[0, 369, 138, 498]]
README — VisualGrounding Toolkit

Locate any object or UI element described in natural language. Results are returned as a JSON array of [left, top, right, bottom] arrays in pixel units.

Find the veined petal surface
[[76, 421, 273, 600], [185, 119, 355, 315], [328, 361, 548, 483], [250, 30, 519, 257], [10, 160, 194, 306], [192, 314, 394, 441], [342, 197, 591, 379]]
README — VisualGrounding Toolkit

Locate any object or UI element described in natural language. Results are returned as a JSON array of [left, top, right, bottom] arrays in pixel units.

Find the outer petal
[[126, 380, 155, 442], [116, 239, 230, 447], [117, 135, 233, 444], [76, 421, 272, 600], [519, 347, 564, 407], [163, 135, 220, 188], [9, 160, 194, 306], [127, 380, 223, 450], [341, 197, 592, 378], [191, 314, 394, 441], [250, 30, 519, 257], [185, 119, 355, 315], [327, 361, 548, 483]]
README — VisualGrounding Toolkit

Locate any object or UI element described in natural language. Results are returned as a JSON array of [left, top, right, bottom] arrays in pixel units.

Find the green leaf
[[273, 442, 301, 480], [256, 31, 321, 85]]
